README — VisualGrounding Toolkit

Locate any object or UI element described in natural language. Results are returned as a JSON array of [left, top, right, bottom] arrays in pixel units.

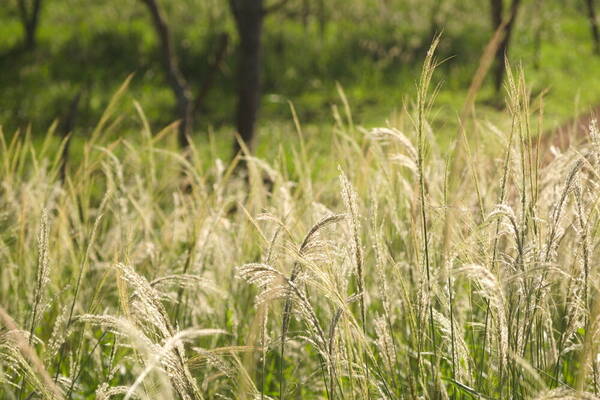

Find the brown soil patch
[[539, 104, 600, 164]]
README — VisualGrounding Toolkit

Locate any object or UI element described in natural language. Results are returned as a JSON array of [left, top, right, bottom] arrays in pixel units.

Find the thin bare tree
[[585, 0, 600, 54], [141, 0, 194, 148], [140, 0, 228, 149], [16, 0, 43, 50]]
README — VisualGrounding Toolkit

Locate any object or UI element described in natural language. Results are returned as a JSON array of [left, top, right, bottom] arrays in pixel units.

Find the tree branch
[[139, 0, 190, 98], [139, 0, 193, 147], [28, 0, 42, 32]]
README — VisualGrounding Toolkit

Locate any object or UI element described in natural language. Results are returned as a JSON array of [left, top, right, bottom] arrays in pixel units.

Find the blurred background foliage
[[1, 0, 600, 156]]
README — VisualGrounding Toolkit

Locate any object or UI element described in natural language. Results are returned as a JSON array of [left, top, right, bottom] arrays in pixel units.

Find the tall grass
[[1, 45, 600, 399]]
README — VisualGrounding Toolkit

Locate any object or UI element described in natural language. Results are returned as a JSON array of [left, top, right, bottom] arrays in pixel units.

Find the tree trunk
[[491, 0, 521, 94], [230, 0, 264, 156], [17, 0, 43, 50], [490, 0, 503, 31], [141, 0, 193, 149], [586, 0, 600, 54]]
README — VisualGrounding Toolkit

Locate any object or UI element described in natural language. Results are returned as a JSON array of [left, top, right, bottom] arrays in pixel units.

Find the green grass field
[[2, 0, 600, 152]]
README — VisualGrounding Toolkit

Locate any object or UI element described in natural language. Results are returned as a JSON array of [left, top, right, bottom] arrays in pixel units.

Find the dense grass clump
[[2, 50, 600, 399]]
